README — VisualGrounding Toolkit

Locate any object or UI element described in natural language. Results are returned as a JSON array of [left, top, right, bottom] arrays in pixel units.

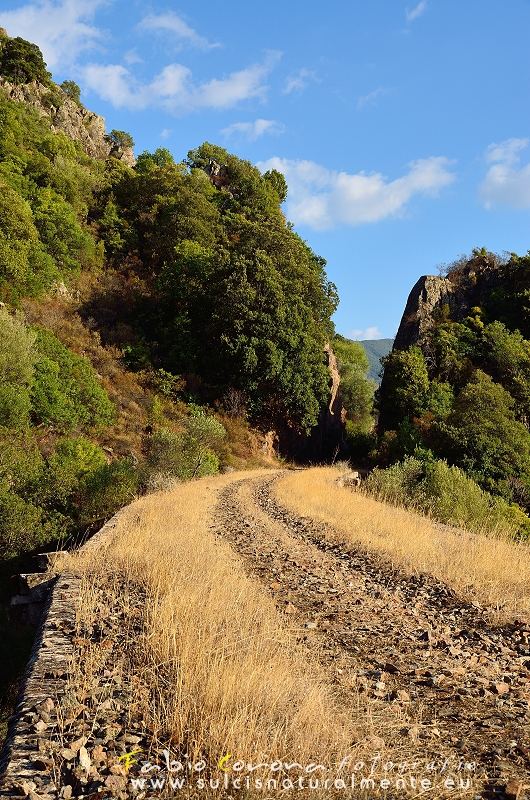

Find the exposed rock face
[[393, 275, 458, 351], [0, 79, 135, 166], [323, 341, 343, 421]]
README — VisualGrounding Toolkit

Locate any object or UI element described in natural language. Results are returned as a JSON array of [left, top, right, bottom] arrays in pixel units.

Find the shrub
[[43, 436, 107, 506], [146, 414, 225, 482], [366, 455, 530, 538], [78, 459, 140, 525], [0, 481, 46, 560], [31, 328, 115, 430], [145, 471, 181, 494], [0, 428, 43, 493], [0, 307, 36, 386], [0, 384, 31, 429]]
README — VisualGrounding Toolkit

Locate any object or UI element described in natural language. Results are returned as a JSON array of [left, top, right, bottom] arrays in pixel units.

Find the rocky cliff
[[393, 275, 457, 350], [393, 253, 508, 352], [0, 78, 135, 166]]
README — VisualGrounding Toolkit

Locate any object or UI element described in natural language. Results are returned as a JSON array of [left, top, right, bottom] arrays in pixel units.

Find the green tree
[[60, 80, 81, 103], [437, 371, 530, 498], [0, 36, 51, 85], [107, 129, 134, 150], [333, 336, 374, 433], [31, 329, 115, 431], [263, 169, 288, 202], [378, 346, 430, 431]]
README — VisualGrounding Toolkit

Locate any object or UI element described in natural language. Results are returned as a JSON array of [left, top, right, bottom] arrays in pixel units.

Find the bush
[[42, 436, 107, 506], [78, 459, 140, 525], [0, 384, 31, 429], [31, 328, 115, 430], [0, 482, 46, 559], [365, 455, 530, 538], [146, 414, 225, 482], [0, 307, 36, 386], [0, 428, 43, 493]]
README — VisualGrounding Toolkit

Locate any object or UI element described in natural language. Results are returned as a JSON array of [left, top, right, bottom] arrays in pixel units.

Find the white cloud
[[139, 12, 220, 50], [222, 118, 284, 141], [283, 67, 317, 95], [82, 51, 281, 113], [480, 137, 530, 209], [0, 0, 105, 70], [351, 326, 383, 340], [83, 63, 143, 108], [485, 137, 529, 165], [124, 49, 143, 65], [160, 128, 172, 140], [406, 1, 428, 22], [357, 86, 388, 110], [257, 155, 455, 230]]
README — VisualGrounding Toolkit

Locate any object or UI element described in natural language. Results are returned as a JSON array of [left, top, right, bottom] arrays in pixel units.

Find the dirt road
[[214, 473, 530, 799]]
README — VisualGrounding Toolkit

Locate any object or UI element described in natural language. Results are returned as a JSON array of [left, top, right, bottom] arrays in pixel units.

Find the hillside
[[359, 338, 393, 382], [0, 30, 379, 741], [376, 248, 530, 537]]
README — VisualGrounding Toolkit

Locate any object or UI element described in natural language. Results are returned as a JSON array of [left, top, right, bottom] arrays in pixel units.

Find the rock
[[105, 774, 127, 791], [37, 698, 55, 714], [393, 689, 411, 702], [393, 275, 457, 350], [79, 745, 91, 771], [15, 573, 56, 598], [493, 682, 510, 695], [0, 79, 135, 166]]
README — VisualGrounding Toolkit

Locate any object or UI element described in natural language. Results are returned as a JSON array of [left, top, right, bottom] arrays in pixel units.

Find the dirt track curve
[[214, 473, 530, 799]]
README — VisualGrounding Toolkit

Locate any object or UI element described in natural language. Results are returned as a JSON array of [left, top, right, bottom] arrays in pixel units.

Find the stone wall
[[0, 510, 126, 796]]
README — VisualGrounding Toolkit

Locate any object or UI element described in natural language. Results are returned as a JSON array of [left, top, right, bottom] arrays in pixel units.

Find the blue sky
[[1, 0, 530, 339]]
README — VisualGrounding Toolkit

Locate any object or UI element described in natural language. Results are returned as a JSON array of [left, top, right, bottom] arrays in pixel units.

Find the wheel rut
[[213, 473, 530, 798]]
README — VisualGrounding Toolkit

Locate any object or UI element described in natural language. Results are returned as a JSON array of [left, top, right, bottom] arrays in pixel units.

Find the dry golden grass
[[276, 467, 530, 620], [69, 470, 470, 798]]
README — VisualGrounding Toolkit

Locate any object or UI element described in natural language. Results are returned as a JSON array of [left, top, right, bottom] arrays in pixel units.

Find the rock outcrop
[[393, 275, 457, 351], [0, 79, 135, 166], [393, 254, 509, 352]]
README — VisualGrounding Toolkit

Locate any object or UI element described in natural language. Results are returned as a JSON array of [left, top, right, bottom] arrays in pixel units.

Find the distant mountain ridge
[[359, 338, 393, 383]]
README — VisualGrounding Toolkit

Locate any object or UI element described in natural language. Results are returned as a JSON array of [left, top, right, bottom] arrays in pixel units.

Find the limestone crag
[[0, 79, 135, 166]]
